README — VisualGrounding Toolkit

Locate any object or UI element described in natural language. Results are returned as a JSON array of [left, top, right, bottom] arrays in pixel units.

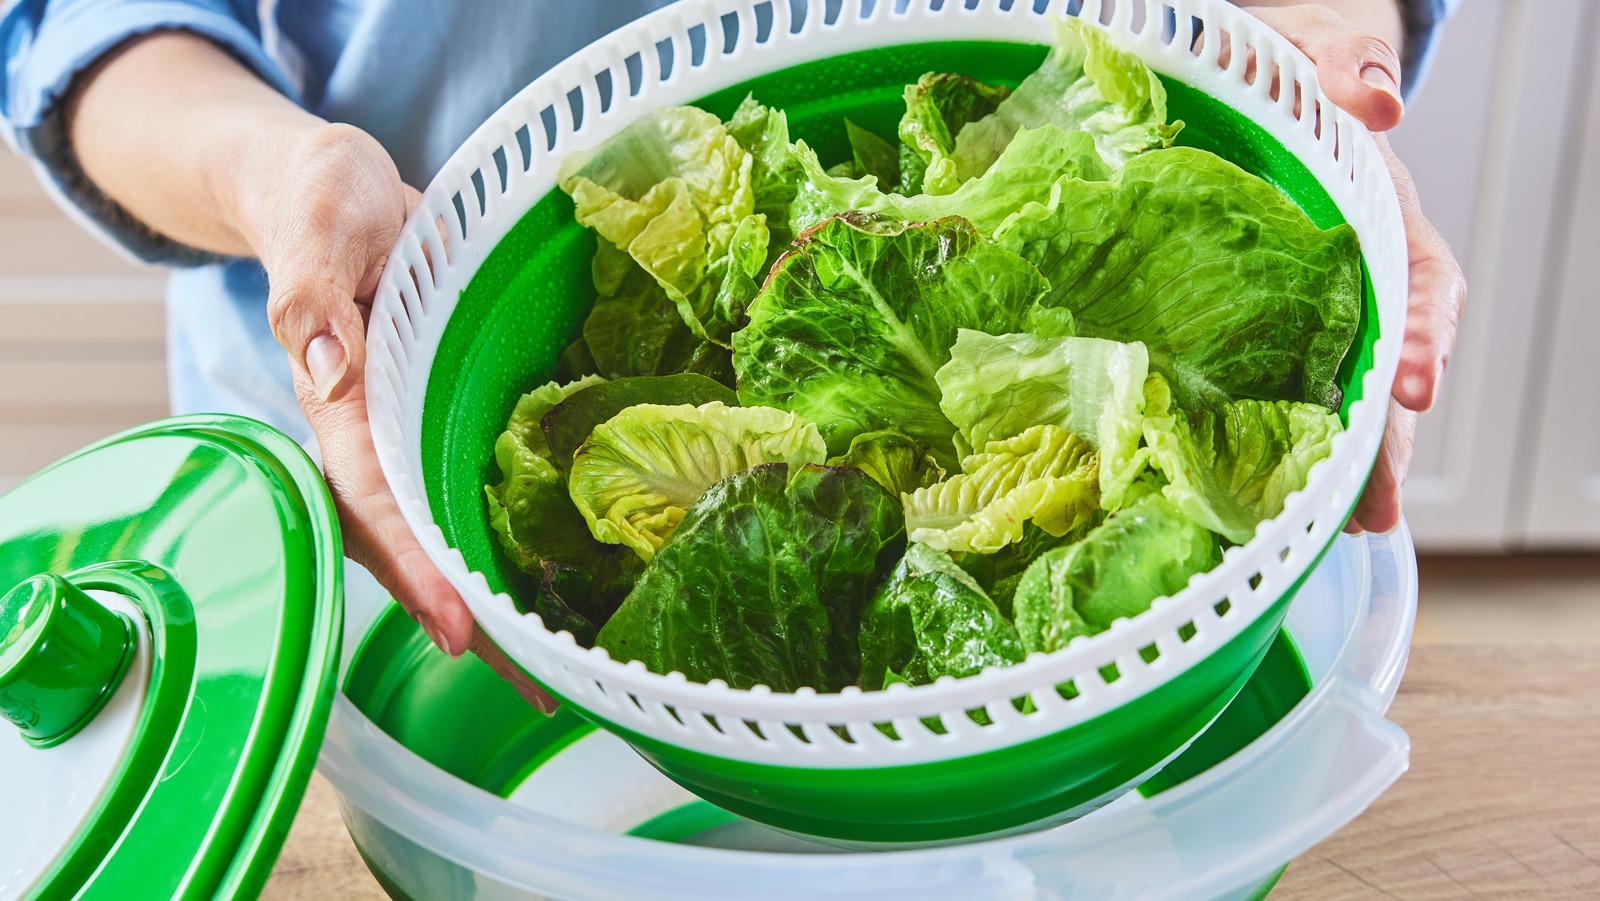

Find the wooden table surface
[[263, 644, 1600, 899]]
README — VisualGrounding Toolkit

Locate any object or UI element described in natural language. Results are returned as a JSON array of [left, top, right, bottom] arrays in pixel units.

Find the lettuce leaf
[[825, 430, 945, 497], [1141, 373, 1344, 544], [903, 424, 1100, 554], [541, 374, 738, 475], [936, 329, 1149, 506], [838, 119, 902, 190], [860, 542, 1024, 689], [897, 72, 1012, 195], [725, 96, 806, 254], [788, 125, 1109, 237], [578, 238, 734, 383], [995, 146, 1362, 410], [484, 376, 637, 643], [559, 106, 768, 348], [949, 16, 1179, 180], [733, 215, 1048, 465], [1013, 493, 1221, 654], [595, 463, 906, 691], [567, 401, 827, 560]]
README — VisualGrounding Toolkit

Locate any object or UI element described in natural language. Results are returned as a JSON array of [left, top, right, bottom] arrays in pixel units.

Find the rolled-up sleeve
[[0, 1, 300, 264]]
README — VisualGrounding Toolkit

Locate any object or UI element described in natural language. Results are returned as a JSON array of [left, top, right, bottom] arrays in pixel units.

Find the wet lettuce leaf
[[937, 329, 1150, 506], [595, 463, 907, 691], [567, 401, 827, 561], [825, 430, 945, 497], [859, 542, 1024, 689], [733, 214, 1048, 465], [790, 125, 1108, 238], [838, 119, 902, 190], [559, 106, 768, 348], [1141, 373, 1344, 544], [949, 16, 1179, 180], [1013, 493, 1221, 654], [903, 424, 1100, 554], [898, 72, 1012, 196], [954, 516, 1104, 621], [995, 146, 1362, 411], [484, 376, 636, 643], [541, 373, 738, 475], [577, 239, 734, 383], [725, 96, 806, 256]]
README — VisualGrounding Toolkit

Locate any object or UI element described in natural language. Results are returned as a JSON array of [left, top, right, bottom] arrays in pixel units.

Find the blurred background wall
[[0, 1, 1597, 566]]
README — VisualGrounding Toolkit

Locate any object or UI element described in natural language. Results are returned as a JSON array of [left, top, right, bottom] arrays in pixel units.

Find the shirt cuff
[[4, 2, 300, 266]]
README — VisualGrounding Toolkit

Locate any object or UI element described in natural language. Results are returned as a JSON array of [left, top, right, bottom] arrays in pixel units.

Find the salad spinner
[[365, 0, 1409, 844], [0, 411, 1416, 899]]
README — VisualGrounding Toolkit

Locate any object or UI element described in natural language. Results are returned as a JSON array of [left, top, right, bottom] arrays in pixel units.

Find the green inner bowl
[[417, 39, 1378, 607]]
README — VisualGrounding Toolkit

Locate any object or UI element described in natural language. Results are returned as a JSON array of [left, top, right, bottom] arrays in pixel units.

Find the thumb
[[269, 272, 369, 404], [1246, 6, 1405, 133]]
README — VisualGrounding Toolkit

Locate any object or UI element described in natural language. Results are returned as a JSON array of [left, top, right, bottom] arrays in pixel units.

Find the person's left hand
[[1243, 5, 1467, 534]]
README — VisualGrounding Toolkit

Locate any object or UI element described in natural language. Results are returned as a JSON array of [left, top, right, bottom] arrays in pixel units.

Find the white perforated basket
[[366, 0, 1407, 772]]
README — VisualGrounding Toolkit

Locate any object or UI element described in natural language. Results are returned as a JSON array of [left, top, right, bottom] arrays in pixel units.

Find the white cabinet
[[1393, 0, 1600, 550]]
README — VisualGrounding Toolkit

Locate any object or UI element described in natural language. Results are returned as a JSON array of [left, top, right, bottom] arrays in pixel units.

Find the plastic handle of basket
[[1340, 522, 1419, 713]]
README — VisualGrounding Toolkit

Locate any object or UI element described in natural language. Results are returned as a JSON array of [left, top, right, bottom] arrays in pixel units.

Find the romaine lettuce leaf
[[825, 430, 945, 497], [897, 72, 1012, 195], [860, 542, 1025, 689], [949, 16, 1179, 179], [937, 329, 1149, 506], [1141, 373, 1344, 544], [541, 374, 738, 475], [559, 106, 768, 347], [1013, 493, 1221, 653], [578, 238, 734, 383], [995, 146, 1362, 410], [725, 96, 805, 254], [567, 401, 827, 560], [595, 463, 907, 692], [903, 424, 1100, 554], [733, 215, 1048, 464], [839, 119, 902, 190], [485, 376, 636, 643], [788, 125, 1108, 237]]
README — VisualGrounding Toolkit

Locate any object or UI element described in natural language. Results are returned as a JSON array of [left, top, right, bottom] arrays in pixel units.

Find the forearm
[[66, 31, 324, 258], [1245, 0, 1403, 56]]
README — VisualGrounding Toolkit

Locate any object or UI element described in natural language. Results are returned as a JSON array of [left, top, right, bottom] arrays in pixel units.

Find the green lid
[[0, 415, 343, 901]]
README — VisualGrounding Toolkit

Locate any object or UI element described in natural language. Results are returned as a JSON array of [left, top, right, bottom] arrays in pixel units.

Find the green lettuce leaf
[[949, 16, 1179, 180], [995, 146, 1363, 410], [578, 238, 734, 383], [903, 424, 1100, 554], [788, 125, 1109, 237], [1141, 373, 1344, 544], [541, 374, 738, 475], [567, 401, 827, 560], [725, 96, 805, 255], [1013, 493, 1221, 654], [937, 329, 1149, 506], [839, 119, 902, 190], [897, 72, 1012, 195], [559, 105, 768, 347], [860, 542, 1025, 689], [485, 376, 636, 644], [954, 516, 1104, 621], [595, 463, 907, 692], [733, 214, 1048, 464], [825, 430, 945, 497]]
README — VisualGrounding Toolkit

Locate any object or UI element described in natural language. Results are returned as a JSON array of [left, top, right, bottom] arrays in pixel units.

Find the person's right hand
[[243, 122, 559, 713]]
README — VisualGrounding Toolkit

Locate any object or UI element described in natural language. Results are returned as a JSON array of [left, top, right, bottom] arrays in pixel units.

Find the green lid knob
[[0, 574, 136, 748]]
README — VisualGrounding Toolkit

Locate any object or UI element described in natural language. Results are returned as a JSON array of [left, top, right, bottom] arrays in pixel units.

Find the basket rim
[[365, 0, 1407, 757]]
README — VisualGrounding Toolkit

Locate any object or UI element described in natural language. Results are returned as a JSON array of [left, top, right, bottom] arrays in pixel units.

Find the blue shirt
[[0, 0, 1456, 444]]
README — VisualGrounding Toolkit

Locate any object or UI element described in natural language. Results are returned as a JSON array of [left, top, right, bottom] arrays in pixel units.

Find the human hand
[[1242, 5, 1467, 534], [242, 123, 559, 712]]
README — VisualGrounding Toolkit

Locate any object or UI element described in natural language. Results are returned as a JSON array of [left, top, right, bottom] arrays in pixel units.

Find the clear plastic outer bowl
[[318, 525, 1416, 901]]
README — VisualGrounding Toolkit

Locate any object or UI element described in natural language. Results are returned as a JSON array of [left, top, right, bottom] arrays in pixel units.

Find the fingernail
[[1361, 65, 1403, 109], [306, 333, 349, 402], [1400, 372, 1434, 411], [417, 615, 449, 655]]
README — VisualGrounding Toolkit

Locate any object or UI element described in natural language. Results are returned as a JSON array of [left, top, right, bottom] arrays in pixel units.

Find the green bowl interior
[[419, 39, 1378, 618], [342, 600, 1309, 807]]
